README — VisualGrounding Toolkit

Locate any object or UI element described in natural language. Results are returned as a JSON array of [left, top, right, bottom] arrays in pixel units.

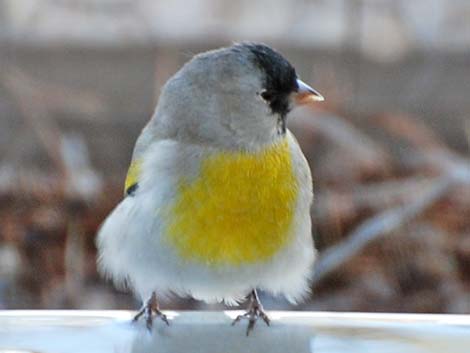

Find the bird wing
[[124, 159, 141, 196], [123, 122, 157, 197]]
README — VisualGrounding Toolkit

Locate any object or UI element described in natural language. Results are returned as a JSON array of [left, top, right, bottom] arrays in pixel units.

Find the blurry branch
[[2, 68, 106, 117], [310, 112, 470, 286], [314, 176, 437, 222], [64, 213, 87, 307], [3, 69, 67, 177], [420, 150, 470, 183], [377, 113, 470, 177], [465, 119, 470, 153], [312, 176, 454, 286], [2, 67, 105, 307], [377, 113, 447, 150], [60, 133, 103, 201], [314, 154, 470, 229], [2, 68, 102, 201], [0, 168, 63, 198], [293, 111, 390, 170]]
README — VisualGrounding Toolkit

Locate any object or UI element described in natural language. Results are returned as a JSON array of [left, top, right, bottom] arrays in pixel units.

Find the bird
[[96, 42, 323, 335]]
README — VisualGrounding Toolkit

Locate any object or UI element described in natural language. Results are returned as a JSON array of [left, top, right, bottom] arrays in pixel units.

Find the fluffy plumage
[[97, 43, 317, 306]]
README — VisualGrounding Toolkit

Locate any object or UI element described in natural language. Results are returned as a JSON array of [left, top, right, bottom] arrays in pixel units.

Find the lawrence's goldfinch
[[97, 43, 323, 334]]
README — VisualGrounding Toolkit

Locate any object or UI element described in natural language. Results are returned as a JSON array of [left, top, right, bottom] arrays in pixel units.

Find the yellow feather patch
[[164, 138, 298, 266], [124, 160, 142, 195]]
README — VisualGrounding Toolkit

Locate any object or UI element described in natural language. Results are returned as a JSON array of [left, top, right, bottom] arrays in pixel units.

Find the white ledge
[[0, 310, 469, 353]]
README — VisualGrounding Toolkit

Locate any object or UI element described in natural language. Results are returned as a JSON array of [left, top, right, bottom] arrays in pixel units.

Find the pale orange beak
[[294, 79, 324, 105]]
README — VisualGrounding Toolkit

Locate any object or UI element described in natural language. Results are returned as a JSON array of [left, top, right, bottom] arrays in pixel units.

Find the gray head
[[149, 43, 323, 151]]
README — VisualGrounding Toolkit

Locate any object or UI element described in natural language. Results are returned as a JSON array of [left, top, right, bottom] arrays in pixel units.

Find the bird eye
[[259, 90, 274, 102]]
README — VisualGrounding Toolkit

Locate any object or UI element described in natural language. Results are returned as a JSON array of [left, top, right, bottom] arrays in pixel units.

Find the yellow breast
[[164, 138, 299, 267]]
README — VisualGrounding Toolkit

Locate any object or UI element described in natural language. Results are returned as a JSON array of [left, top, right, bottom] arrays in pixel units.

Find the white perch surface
[[0, 311, 469, 353]]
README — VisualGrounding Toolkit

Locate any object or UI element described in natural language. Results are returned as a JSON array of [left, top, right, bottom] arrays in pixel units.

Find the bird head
[[152, 43, 323, 151]]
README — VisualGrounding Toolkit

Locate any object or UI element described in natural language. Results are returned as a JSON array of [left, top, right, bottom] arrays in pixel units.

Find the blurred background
[[0, 0, 469, 313]]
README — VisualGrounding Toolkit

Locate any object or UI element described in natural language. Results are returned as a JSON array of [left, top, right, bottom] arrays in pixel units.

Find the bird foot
[[132, 292, 169, 330], [232, 290, 270, 336]]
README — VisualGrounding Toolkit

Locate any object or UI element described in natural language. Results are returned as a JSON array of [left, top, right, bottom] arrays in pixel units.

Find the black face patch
[[234, 43, 298, 120]]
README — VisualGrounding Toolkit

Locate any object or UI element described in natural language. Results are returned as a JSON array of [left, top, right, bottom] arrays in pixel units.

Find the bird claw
[[232, 290, 270, 336], [133, 292, 169, 330]]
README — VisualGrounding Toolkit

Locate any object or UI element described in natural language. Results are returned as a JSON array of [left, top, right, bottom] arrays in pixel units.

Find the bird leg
[[133, 292, 169, 330], [232, 289, 270, 336]]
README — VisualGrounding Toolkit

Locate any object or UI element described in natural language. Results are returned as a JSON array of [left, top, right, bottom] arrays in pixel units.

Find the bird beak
[[294, 79, 324, 105]]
